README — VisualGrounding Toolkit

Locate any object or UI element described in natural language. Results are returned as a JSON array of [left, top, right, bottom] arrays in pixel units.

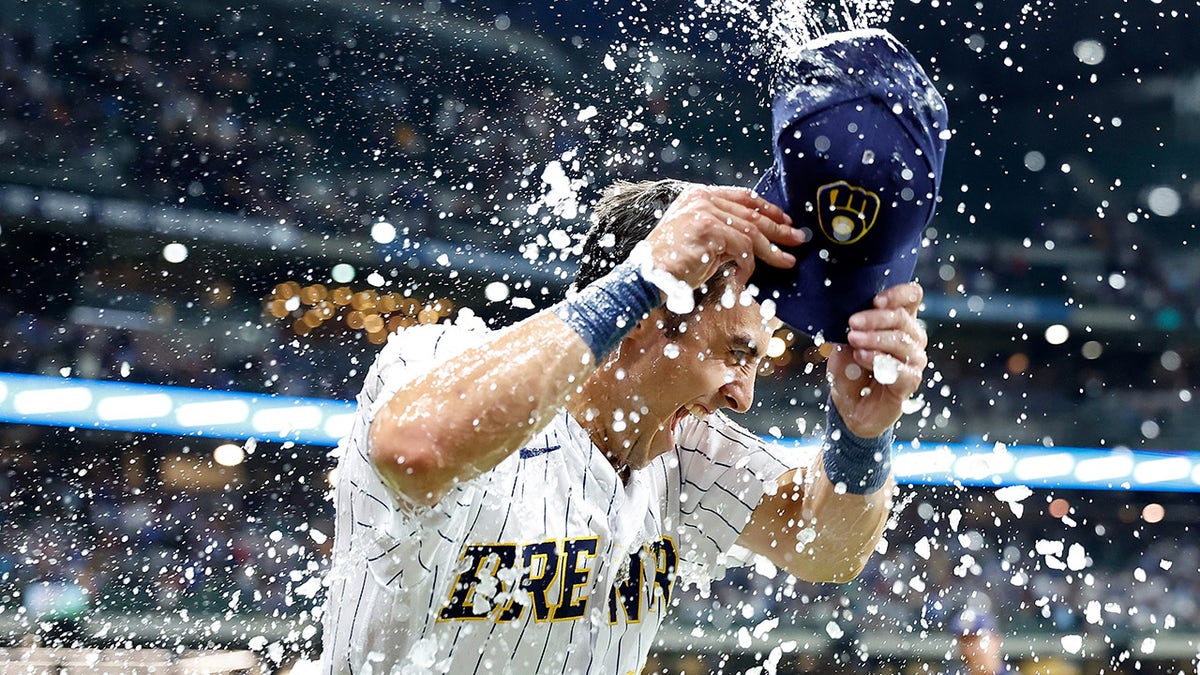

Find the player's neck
[[567, 372, 635, 474], [567, 349, 675, 479]]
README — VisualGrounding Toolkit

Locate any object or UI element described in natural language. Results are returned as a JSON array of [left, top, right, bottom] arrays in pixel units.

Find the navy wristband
[[821, 401, 894, 494], [554, 258, 664, 362]]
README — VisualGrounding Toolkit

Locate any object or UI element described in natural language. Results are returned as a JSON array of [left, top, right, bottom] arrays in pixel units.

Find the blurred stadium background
[[1, 0, 1198, 672]]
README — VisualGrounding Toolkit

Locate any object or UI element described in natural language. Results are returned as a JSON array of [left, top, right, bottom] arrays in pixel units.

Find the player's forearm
[[370, 311, 595, 506], [792, 470, 893, 583], [741, 408, 895, 582], [794, 405, 895, 581], [745, 466, 892, 583], [370, 253, 663, 505]]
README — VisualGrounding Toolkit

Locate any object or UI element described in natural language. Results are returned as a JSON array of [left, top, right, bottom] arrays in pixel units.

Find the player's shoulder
[[374, 310, 493, 367], [356, 312, 493, 408], [668, 411, 811, 475], [674, 410, 759, 449]]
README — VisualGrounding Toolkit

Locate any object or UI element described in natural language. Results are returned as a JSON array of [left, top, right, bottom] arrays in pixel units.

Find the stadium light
[[3, 371, 1200, 492], [0, 372, 351, 446]]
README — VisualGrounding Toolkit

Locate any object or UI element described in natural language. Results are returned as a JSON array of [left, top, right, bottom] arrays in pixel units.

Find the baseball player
[[949, 598, 1014, 675], [320, 30, 945, 675]]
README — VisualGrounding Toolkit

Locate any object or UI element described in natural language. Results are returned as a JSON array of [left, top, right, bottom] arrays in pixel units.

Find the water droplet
[[485, 282, 509, 302]]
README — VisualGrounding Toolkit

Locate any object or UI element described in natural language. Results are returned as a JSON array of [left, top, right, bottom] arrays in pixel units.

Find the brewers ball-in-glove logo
[[816, 181, 881, 245]]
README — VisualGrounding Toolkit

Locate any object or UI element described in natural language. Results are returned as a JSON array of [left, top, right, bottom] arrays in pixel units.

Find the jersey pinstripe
[[318, 322, 812, 674]]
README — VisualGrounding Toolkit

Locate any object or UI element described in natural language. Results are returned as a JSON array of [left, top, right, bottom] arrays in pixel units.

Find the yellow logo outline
[[816, 180, 882, 245]]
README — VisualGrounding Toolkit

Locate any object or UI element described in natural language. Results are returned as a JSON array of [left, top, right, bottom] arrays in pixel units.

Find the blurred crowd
[[0, 6, 734, 246], [3, 446, 1198, 655], [0, 13, 427, 236], [0, 441, 329, 640], [673, 492, 1200, 639], [908, 220, 1200, 449], [915, 214, 1200, 335], [0, 291, 366, 403]]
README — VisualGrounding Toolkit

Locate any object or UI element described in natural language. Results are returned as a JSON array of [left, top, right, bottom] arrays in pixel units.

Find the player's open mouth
[[665, 404, 709, 449], [671, 404, 708, 429]]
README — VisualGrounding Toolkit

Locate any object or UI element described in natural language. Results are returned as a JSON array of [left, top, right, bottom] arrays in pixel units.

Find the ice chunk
[[295, 577, 323, 598], [914, 537, 931, 560], [1066, 543, 1089, 571], [644, 266, 694, 315], [995, 484, 1032, 518], [1061, 635, 1083, 654], [872, 353, 901, 385], [753, 617, 780, 640], [737, 626, 752, 649], [1035, 540, 1063, 556], [629, 242, 694, 314]]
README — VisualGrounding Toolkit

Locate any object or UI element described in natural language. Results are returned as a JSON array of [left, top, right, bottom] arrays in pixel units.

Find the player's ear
[[608, 305, 664, 354]]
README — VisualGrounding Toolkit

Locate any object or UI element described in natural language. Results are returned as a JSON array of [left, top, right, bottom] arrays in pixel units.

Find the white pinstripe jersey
[[319, 321, 810, 675]]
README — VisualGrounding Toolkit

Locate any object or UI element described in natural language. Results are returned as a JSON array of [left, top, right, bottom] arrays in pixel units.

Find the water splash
[[695, 0, 896, 87]]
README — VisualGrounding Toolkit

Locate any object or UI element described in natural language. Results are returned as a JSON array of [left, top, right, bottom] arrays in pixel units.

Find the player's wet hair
[[575, 179, 686, 289], [575, 179, 738, 331]]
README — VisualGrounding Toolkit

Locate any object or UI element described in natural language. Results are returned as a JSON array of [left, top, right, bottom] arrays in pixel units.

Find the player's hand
[[827, 282, 928, 439], [641, 185, 806, 289]]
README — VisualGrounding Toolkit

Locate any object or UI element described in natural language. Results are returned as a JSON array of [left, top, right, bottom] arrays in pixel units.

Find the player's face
[[958, 632, 1003, 674], [674, 299, 773, 414], [626, 294, 774, 469]]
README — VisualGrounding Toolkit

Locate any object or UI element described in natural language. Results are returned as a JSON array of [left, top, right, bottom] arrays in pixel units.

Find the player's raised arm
[[368, 185, 804, 507], [736, 282, 927, 582]]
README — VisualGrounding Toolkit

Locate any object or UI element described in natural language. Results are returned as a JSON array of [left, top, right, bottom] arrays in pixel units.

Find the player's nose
[[719, 370, 756, 414]]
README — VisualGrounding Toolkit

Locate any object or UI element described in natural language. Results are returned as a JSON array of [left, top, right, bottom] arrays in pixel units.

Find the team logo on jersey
[[519, 444, 561, 459], [816, 181, 881, 245], [436, 536, 677, 625]]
